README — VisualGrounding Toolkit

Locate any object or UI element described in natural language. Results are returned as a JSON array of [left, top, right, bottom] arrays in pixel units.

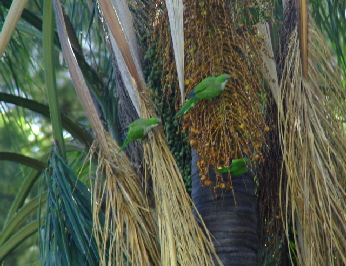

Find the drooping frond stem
[[98, 1, 142, 88], [53, 0, 109, 156], [98, 0, 146, 115], [43, 0, 66, 157], [0, 0, 28, 58], [165, 0, 185, 103], [297, 0, 308, 79]]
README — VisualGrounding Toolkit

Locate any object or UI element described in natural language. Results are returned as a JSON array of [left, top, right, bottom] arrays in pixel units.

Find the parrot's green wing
[[127, 126, 145, 140], [128, 118, 161, 129], [174, 98, 199, 118], [217, 158, 250, 176], [119, 117, 160, 153], [175, 74, 229, 117], [230, 158, 250, 175], [193, 76, 215, 94], [127, 118, 147, 128], [118, 126, 145, 154]]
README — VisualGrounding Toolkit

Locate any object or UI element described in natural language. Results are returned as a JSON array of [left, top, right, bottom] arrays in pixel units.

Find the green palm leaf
[[39, 145, 99, 265]]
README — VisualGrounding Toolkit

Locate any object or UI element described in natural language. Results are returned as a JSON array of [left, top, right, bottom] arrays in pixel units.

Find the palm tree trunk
[[191, 150, 258, 265]]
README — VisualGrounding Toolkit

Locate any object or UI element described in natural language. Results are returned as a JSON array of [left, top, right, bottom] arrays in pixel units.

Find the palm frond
[[0, 193, 47, 248], [297, 0, 308, 79], [2, 155, 48, 228], [53, 1, 160, 263], [40, 144, 99, 265], [43, 0, 65, 156], [165, 0, 184, 102], [98, 0, 145, 115], [310, 0, 346, 77], [0, 220, 40, 261], [0, 0, 28, 58], [140, 93, 219, 265], [278, 6, 346, 264], [0, 152, 46, 171], [0, 93, 93, 148], [85, 1, 220, 264], [91, 134, 160, 265], [53, 0, 109, 153]]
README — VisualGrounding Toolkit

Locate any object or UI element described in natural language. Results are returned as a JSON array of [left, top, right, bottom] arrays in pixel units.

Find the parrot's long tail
[[174, 98, 199, 118], [118, 139, 130, 154]]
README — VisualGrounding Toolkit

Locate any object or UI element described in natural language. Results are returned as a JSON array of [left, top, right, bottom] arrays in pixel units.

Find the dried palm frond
[[138, 90, 219, 265], [92, 135, 160, 265], [278, 4, 346, 264], [98, 0, 144, 115], [53, 0, 160, 263], [86, 1, 220, 265], [143, 3, 192, 192]]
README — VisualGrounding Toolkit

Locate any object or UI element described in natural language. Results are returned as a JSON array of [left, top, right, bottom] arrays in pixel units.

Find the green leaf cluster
[[39, 145, 99, 265]]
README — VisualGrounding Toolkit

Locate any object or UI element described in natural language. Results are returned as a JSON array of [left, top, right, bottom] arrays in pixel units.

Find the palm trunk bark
[[191, 150, 259, 265]]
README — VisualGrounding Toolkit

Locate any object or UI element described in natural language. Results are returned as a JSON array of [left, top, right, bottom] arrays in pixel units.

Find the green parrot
[[217, 158, 250, 176], [175, 73, 231, 117], [118, 117, 161, 154]]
